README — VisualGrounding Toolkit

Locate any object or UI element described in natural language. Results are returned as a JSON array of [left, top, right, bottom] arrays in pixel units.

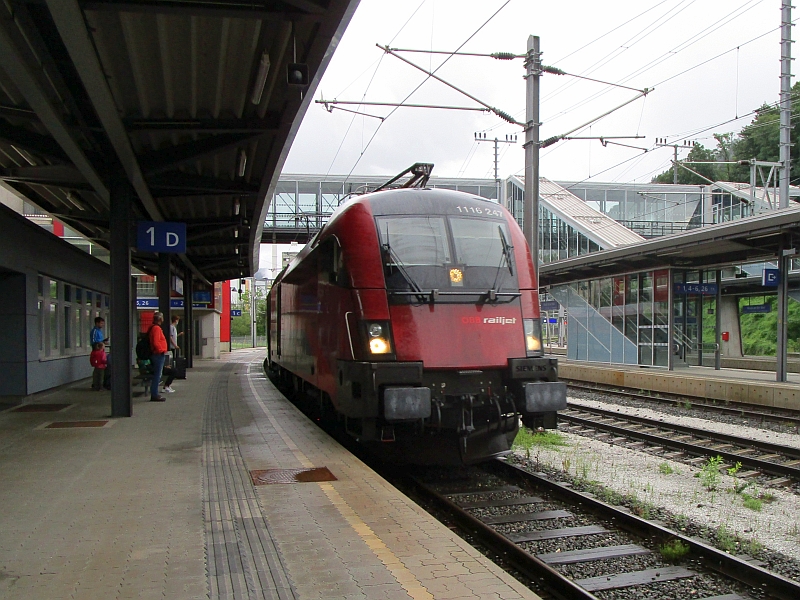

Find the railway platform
[[556, 356, 800, 411], [0, 349, 539, 600]]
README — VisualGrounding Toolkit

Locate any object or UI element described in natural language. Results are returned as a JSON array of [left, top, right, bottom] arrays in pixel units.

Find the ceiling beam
[[124, 115, 280, 133], [280, 0, 326, 14], [0, 120, 71, 162], [80, 0, 323, 21], [0, 104, 39, 120], [187, 224, 237, 243], [138, 133, 264, 176], [148, 172, 260, 197], [0, 165, 92, 190], [0, 14, 110, 204]]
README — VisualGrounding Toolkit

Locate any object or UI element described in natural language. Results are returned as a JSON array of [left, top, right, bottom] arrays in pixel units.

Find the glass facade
[[551, 269, 671, 366], [563, 182, 705, 236]]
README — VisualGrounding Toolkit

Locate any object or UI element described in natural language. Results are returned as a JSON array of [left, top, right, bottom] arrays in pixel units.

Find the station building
[[503, 176, 800, 371]]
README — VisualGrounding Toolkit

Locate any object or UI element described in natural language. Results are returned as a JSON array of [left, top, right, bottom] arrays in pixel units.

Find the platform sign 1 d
[[137, 221, 186, 253]]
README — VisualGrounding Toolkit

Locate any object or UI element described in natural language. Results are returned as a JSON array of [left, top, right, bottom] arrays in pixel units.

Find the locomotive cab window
[[376, 213, 518, 301], [316, 238, 347, 286]]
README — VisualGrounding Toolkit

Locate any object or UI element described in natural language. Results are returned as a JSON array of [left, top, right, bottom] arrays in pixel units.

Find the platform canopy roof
[[0, 0, 359, 283], [539, 205, 800, 288]]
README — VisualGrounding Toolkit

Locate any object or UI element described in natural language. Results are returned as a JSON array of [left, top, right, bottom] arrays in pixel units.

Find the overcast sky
[[282, 0, 787, 185]]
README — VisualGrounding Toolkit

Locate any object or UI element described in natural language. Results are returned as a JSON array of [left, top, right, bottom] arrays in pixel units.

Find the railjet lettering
[[461, 316, 517, 325], [484, 317, 516, 324]]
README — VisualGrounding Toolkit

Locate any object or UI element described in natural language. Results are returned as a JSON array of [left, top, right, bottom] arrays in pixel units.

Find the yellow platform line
[[246, 364, 433, 600]]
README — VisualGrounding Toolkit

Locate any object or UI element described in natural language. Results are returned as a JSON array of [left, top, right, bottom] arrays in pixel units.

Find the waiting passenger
[[90, 342, 108, 391]]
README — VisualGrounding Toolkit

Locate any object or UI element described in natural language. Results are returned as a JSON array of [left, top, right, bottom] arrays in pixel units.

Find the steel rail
[[559, 412, 800, 480], [566, 402, 800, 460], [566, 381, 800, 426], [489, 460, 800, 600]]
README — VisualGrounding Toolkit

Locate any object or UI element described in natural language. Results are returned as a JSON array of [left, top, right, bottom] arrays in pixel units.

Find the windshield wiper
[[499, 226, 514, 276], [489, 226, 515, 301], [382, 229, 427, 303]]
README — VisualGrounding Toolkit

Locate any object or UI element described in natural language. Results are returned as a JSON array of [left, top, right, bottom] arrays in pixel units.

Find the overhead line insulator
[[494, 109, 517, 125], [491, 52, 518, 60]]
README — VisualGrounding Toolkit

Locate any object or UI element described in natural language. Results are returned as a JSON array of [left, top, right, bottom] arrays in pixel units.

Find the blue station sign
[[742, 303, 771, 314], [762, 268, 780, 288], [540, 300, 560, 311], [135, 298, 206, 309], [231, 309, 243, 317], [674, 283, 718, 295], [136, 221, 186, 253]]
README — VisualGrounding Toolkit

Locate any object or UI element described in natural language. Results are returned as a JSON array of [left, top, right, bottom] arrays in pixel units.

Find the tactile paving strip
[[12, 404, 71, 412], [45, 421, 108, 428], [202, 362, 297, 599], [249, 467, 337, 485]]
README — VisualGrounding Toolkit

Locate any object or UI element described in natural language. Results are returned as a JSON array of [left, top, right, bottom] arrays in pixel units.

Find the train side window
[[318, 239, 348, 287]]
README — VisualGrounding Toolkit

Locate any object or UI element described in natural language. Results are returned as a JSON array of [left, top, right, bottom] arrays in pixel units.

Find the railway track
[[565, 381, 800, 429], [559, 403, 800, 489], [404, 460, 800, 600]]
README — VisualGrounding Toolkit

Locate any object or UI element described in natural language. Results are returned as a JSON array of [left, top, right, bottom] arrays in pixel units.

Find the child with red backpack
[[90, 341, 108, 391]]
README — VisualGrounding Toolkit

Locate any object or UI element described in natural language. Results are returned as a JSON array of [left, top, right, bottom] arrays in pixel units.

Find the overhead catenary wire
[[339, 0, 512, 187], [322, 0, 428, 179], [543, 0, 768, 126]]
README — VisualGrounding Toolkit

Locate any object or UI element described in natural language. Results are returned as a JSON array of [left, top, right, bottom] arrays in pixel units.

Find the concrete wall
[[198, 312, 220, 359], [0, 203, 109, 399]]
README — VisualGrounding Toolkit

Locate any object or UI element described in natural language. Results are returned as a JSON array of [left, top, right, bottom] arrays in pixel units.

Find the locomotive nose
[[389, 304, 527, 368]]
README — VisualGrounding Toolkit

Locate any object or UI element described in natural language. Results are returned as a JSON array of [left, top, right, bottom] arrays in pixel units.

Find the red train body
[[266, 187, 566, 464]]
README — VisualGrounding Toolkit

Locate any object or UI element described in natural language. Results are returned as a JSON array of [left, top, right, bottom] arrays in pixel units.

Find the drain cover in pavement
[[45, 421, 108, 428], [13, 404, 71, 412], [250, 467, 337, 485]]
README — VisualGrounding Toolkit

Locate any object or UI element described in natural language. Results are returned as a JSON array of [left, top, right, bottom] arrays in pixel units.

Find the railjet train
[[265, 171, 566, 464]]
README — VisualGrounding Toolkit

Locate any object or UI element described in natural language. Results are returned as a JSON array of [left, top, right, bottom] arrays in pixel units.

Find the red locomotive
[[266, 170, 565, 464]]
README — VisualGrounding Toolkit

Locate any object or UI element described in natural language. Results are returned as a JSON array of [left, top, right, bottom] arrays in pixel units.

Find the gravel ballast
[[512, 401, 800, 564]]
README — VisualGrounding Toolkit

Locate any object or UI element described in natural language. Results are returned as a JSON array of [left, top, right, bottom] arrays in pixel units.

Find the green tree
[[652, 81, 800, 185], [653, 143, 717, 184]]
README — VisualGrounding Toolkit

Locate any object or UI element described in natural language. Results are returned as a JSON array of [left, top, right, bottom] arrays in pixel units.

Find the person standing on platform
[[89, 342, 108, 391], [148, 312, 168, 402], [89, 317, 110, 390], [169, 314, 182, 358], [90, 317, 108, 346]]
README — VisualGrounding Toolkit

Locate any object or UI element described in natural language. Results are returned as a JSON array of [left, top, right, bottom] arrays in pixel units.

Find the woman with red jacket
[[148, 312, 169, 402]]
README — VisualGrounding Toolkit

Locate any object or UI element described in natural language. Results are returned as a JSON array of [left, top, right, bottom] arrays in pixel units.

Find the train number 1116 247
[[455, 205, 502, 217]]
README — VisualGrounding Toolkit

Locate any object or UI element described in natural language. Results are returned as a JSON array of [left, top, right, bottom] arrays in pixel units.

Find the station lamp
[[287, 63, 309, 87]]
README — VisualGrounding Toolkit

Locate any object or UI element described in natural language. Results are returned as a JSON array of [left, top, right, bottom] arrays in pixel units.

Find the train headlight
[[524, 318, 543, 357], [363, 321, 393, 356], [369, 337, 391, 354]]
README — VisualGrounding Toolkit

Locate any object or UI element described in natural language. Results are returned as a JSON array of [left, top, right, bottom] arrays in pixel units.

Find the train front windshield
[[376, 215, 519, 301]]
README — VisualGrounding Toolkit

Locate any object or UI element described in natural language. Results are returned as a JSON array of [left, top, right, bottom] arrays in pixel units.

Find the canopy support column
[[110, 181, 133, 417]]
